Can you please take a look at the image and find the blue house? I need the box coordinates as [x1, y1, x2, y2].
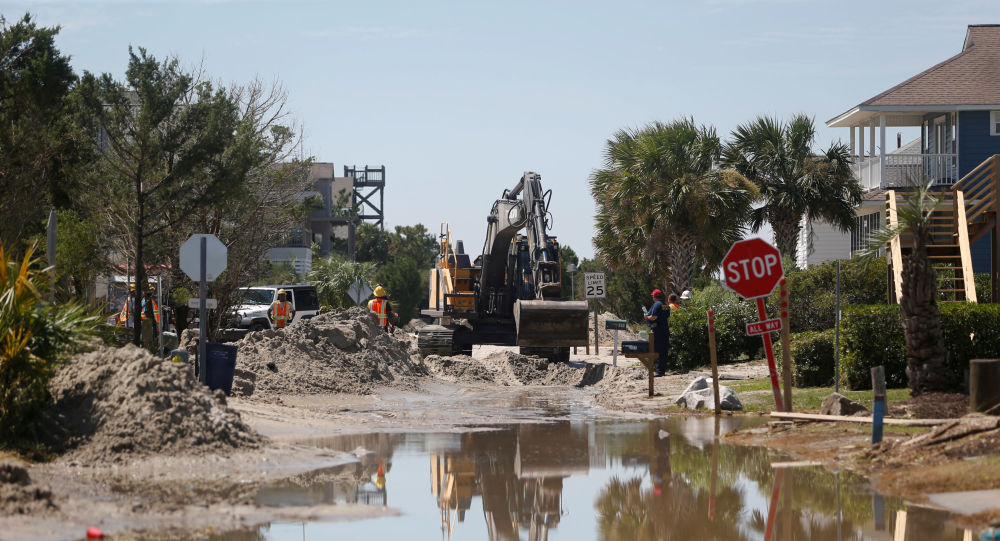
[812, 24, 999, 302]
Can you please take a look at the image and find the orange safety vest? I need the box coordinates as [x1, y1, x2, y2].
[669, 302, 681, 311]
[117, 295, 134, 328]
[271, 300, 292, 328]
[368, 298, 389, 327]
[141, 299, 161, 324]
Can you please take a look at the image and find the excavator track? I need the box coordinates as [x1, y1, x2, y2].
[417, 325, 473, 356]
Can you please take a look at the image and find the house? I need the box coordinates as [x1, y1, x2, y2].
[802, 24, 1000, 302]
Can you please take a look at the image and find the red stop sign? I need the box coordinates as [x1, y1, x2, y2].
[721, 238, 784, 299]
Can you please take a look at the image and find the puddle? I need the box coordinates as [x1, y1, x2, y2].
[218, 417, 973, 540]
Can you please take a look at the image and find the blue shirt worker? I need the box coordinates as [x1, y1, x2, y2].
[644, 289, 670, 377]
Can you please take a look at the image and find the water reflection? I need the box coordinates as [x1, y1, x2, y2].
[224, 417, 975, 541]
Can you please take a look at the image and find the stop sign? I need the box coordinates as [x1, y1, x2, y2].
[721, 238, 784, 299]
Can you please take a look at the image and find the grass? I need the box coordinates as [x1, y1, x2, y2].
[727, 377, 911, 413]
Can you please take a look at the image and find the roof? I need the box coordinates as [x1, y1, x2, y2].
[828, 25, 1000, 127]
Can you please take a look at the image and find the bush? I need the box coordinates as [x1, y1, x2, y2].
[788, 330, 836, 387]
[839, 303, 1000, 391]
[775, 257, 888, 333]
[670, 283, 760, 370]
[1, 244, 99, 447]
[975, 273, 992, 303]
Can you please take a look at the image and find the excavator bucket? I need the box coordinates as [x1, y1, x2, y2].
[514, 300, 589, 347]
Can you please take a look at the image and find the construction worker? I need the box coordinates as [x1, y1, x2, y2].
[668, 293, 682, 310]
[116, 283, 136, 329]
[268, 289, 295, 329]
[367, 285, 397, 332]
[140, 287, 160, 351]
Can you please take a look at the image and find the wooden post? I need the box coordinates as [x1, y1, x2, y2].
[893, 510, 907, 541]
[585, 299, 590, 355]
[708, 309, 721, 415]
[709, 414, 718, 520]
[970, 358, 1000, 413]
[780, 279, 792, 412]
[871, 365, 886, 444]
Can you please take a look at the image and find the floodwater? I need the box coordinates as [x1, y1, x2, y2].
[217, 416, 971, 541]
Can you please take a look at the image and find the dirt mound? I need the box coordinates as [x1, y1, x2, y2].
[590, 312, 640, 345]
[232, 307, 427, 399]
[889, 392, 968, 419]
[49, 345, 262, 462]
[592, 365, 649, 408]
[0, 461, 57, 515]
[424, 351, 586, 386]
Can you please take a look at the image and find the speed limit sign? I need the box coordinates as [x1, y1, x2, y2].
[584, 272, 606, 299]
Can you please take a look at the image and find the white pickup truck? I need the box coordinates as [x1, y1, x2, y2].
[228, 285, 320, 331]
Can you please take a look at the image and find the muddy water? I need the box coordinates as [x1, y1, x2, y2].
[218, 416, 969, 541]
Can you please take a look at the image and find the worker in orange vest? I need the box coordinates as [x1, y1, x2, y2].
[367, 285, 397, 332]
[116, 283, 136, 329]
[268, 289, 295, 329]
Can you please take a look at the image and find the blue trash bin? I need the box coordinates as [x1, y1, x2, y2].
[204, 342, 238, 395]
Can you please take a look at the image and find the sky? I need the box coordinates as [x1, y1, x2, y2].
[6, 0, 999, 259]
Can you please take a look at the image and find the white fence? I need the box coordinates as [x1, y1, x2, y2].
[852, 153, 959, 190]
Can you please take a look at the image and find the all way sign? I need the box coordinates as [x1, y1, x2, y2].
[746, 318, 782, 336]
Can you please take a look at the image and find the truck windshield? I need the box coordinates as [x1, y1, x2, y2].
[239, 289, 274, 306]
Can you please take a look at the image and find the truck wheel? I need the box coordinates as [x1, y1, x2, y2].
[250, 321, 268, 332]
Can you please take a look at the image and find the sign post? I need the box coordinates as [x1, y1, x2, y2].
[605, 318, 626, 367]
[584, 273, 605, 355]
[708, 310, 721, 415]
[180, 234, 227, 384]
[721, 238, 785, 412]
[779, 279, 793, 412]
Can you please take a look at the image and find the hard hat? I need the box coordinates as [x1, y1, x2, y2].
[680, 290, 691, 300]
[277, 288, 287, 295]
[373, 285, 386, 297]
[129, 283, 136, 291]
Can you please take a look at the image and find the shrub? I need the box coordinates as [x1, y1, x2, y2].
[974, 273, 992, 303]
[669, 284, 760, 370]
[788, 330, 836, 387]
[0, 244, 99, 447]
[774, 257, 888, 333]
[839, 303, 1000, 391]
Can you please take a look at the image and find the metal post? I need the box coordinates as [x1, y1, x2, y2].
[835, 260, 841, 393]
[593, 308, 599, 355]
[47, 210, 56, 302]
[199, 237, 207, 384]
[157, 275, 164, 356]
[871, 365, 886, 444]
[612, 329, 618, 367]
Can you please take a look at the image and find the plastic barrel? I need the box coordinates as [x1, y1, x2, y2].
[204, 342, 238, 395]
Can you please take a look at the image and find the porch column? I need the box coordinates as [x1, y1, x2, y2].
[850, 127, 856, 158]
[880, 114, 887, 187]
[859, 125, 866, 186]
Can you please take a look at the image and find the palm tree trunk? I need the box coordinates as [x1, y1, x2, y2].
[668, 230, 698, 295]
[770, 215, 801, 261]
[900, 248, 950, 394]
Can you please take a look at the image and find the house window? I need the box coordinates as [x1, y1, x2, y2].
[851, 212, 882, 254]
[992, 111, 1000, 136]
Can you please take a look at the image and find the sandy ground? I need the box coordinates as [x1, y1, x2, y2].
[3, 331, 997, 539]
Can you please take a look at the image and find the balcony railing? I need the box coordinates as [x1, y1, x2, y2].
[851, 153, 959, 190]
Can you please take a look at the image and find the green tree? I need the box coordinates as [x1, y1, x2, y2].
[722, 114, 863, 260]
[864, 176, 950, 394]
[0, 15, 83, 251]
[377, 257, 425, 324]
[591, 119, 756, 294]
[307, 255, 376, 309]
[78, 48, 241, 345]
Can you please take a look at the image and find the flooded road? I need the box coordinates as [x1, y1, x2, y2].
[216, 416, 969, 540]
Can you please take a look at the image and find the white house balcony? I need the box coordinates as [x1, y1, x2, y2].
[851, 152, 959, 191]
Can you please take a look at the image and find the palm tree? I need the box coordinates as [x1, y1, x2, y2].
[864, 176, 950, 394]
[722, 114, 863, 260]
[591, 119, 757, 294]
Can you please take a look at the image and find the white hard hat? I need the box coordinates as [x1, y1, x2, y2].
[680, 290, 691, 300]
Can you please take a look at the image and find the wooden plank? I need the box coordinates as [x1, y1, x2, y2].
[894, 510, 907, 541]
[769, 411, 953, 426]
[954, 190, 978, 302]
[886, 191, 904, 304]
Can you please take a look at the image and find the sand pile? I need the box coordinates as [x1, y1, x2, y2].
[424, 351, 585, 386]
[49, 345, 262, 462]
[232, 307, 426, 399]
[0, 461, 57, 515]
[592, 365, 649, 408]
[590, 312, 641, 345]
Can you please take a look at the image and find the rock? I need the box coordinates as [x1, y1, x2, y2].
[821, 392, 870, 416]
[675, 378, 743, 411]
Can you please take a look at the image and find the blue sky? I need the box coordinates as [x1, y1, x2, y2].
[7, 0, 998, 258]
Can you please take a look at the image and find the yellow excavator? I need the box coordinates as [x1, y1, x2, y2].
[418, 171, 588, 362]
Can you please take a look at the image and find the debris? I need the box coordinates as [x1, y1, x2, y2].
[820, 392, 870, 417]
[674, 376, 743, 411]
[232, 307, 427, 399]
[0, 461, 57, 515]
[49, 345, 262, 461]
[423, 350, 583, 386]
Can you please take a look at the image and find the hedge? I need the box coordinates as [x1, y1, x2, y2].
[668, 284, 760, 370]
[789, 330, 836, 387]
[840, 303, 1000, 390]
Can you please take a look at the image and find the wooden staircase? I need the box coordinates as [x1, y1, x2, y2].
[886, 154, 1000, 304]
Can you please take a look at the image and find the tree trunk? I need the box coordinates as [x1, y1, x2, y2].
[669, 230, 698, 295]
[132, 183, 145, 347]
[770, 215, 801, 262]
[900, 249, 950, 394]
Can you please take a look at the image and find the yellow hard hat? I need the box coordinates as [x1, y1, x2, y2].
[373, 285, 386, 297]
[129, 283, 136, 291]
[277, 288, 287, 295]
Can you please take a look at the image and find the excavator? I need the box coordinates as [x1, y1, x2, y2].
[417, 171, 588, 362]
